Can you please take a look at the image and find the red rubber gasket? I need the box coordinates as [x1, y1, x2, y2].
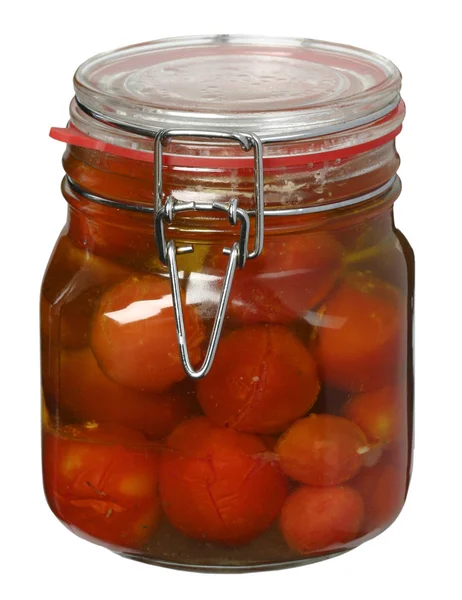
[50, 101, 404, 168]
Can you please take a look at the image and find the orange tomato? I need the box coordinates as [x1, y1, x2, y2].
[315, 273, 406, 392]
[159, 417, 288, 545]
[91, 275, 205, 392]
[197, 325, 319, 434]
[280, 486, 364, 554]
[344, 385, 407, 444]
[276, 414, 368, 486]
[208, 232, 344, 325]
[43, 422, 160, 550]
[45, 347, 197, 439]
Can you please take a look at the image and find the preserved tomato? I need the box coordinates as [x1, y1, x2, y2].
[315, 274, 406, 392]
[197, 325, 320, 434]
[276, 414, 369, 486]
[344, 385, 407, 444]
[159, 417, 288, 545]
[280, 486, 365, 554]
[207, 232, 345, 325]
[91, 275, 205, 392]
[43, 422, 161, 549]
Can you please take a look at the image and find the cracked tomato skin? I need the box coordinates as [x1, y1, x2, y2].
[46, 347, 197, 440]
[208, 232, 344, 325]
[159, 417, 288, 545]
[275, 414, 368, 486]
[43, 422, 160, 550]
[91, 275, 205, 393]
[315, 273, 406, 392]
[197, 325, 320, 434]
[280, 486, 364, 555]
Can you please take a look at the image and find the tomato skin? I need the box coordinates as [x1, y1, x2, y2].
[280, 486, 364, 554]
[207, 232, 344, 325]
[159, 417, 288, 545]
[44, 347, 196, 440]
[91, 275, 205, 393]
[197, 325, 319, 434]
[275, 414, 368, 486]
[315, 274, 406, 392]
[43, 423, 160, 550]
[344, 385, 407, 444]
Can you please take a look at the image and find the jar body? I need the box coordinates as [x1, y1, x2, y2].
[41, 145, 414, 571]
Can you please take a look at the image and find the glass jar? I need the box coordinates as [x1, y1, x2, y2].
[42, 35, 414, 572]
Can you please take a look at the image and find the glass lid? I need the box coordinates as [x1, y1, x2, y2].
[74, 34, 402, 142]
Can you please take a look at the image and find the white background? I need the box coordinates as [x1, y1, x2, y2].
[1, 1, 460, 598]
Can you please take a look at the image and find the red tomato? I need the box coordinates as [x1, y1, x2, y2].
[45, 348, 197, 439]
[315, 273, 406, 392]
[41, 235, 130, 349]
[43, 422, 160, 550]
[352, 460, 407, 533]
[197, 325, 319, 434]
[275, 414, 368, 486]
[344, 385, 407, 444]
[91, 275, 205, 392]
[159, 417, 288, 545]
[207, 232, 344, 325]
[280, 486, 364, 554]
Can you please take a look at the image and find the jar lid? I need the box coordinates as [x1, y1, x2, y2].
[74, 34, 401, 142]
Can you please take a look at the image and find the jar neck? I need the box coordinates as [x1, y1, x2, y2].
[64, 138, 398, 202]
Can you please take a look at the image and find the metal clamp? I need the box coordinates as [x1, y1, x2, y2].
[154, 129, 264, 379]
[154, 129, 264, 259]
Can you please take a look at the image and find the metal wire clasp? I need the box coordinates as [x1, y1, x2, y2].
[154, 129, 265, 379]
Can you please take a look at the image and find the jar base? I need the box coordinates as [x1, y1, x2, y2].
[115, 550, 349, 573]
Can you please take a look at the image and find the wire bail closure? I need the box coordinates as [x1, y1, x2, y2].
[154, 129, 265, 379]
